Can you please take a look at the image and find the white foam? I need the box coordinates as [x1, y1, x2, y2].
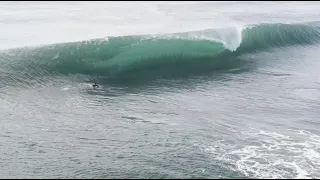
[195, 128, 320, 179]
[143, 25, 244, 52]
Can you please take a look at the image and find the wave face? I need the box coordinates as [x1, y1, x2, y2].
[1, 22, 320, 85]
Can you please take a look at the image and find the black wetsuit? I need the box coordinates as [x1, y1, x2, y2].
[93, 83, 99, 88]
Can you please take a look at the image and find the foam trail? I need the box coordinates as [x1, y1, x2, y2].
[195, 128, 320, 179]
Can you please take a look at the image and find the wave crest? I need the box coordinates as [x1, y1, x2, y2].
[1, 22, 320, 85]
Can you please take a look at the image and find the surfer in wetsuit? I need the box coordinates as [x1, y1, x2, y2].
[93, 82, 99, 89]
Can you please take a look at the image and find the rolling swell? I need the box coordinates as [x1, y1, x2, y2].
[1, 22, 320, 86]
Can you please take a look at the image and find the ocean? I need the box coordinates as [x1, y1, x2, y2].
[1, 1, 320, 179]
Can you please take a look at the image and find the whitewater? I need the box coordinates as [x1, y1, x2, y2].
[1, 1, 320, 179]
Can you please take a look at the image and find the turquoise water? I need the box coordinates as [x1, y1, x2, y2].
[1, 2, 320, 178]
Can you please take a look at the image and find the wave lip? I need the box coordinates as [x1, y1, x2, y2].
[1, 22, 320, 85]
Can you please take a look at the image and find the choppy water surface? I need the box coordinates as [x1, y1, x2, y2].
[1, 1, 320, 179]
